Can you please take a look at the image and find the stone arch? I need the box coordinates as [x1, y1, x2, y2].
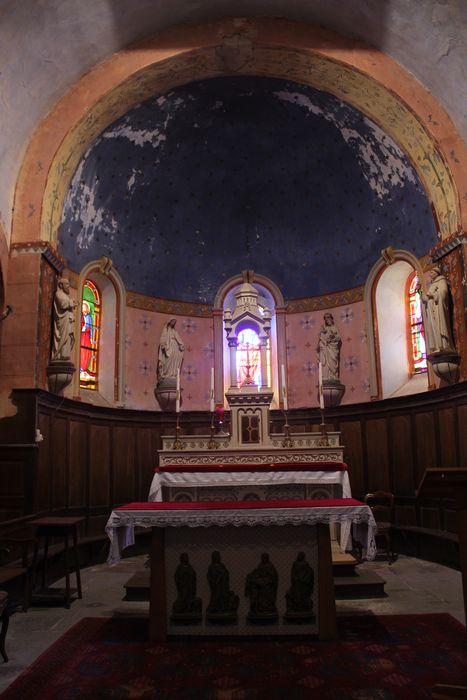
[11, 18, 465, 256]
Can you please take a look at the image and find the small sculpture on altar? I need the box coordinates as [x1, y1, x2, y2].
[51, 276, 77, 362]
[206, 551, 239, 622]
[284, 552, 315, 622]
[171, 552, 202, 623]
[421, 266, 455, 353]
[317, 312, 341, 380]
[157, 318, 185, 382]
[245, 552, 278, 622]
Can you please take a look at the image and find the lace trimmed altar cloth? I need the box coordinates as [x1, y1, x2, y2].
[148, 461, 351, 502]
[105, 498, 376, 565]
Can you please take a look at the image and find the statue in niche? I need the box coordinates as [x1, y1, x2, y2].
[51, 276, 77, 362]
[284, 552, 315, 622]
[157, 318, 185, 383]
[171, 552, 202, 623]
[421, 266, 455, 353]
[206, 551, 239, 622]
[245, 552, 278, 622]
[317, 312, 342, 380]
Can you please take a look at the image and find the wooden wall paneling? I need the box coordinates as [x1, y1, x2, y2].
[112, 425, 136, 505]
[458, 404, 467, 467]
[365, 418, 390, 493]
[0, 452, 26, 519]
[89, 424, 111, 508]
[68, 419, 88, 509]
[35, 410, 52, 513]
[136, 426, 161, 501]
[437, 407, 458, 468]
[339, 421, 364, 497]
[51, 416, 67, 511]
[414, 412, 438, 483]
[390, 415, 415, 496]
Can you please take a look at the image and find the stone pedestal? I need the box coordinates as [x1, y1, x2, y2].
[46, 360, 75, 394]
[427, 351, 460, 385]
[155, 377, 178, 411]
[322, 380, 345, 408]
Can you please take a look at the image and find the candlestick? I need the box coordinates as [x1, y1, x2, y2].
[318, 361, 324, 410]
[175, 368, 180, 413]
[172, 411, 184, 450]
[281, 363, 288, 411]
[210, 366, 215, 413]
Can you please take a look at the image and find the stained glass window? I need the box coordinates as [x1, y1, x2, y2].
[237, 328, 261, 387]
[79, 280, 100, 390]
[407, 273, 427, 374]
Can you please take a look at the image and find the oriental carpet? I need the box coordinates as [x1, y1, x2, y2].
[1, 613, 466, 699]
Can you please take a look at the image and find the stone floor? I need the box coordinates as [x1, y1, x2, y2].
[0, 554, 464, 694]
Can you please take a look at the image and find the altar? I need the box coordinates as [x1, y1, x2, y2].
[106, 498, 377, 641]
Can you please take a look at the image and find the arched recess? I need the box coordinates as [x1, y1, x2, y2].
[365, 249, 435, 399]
[74, 258, 125, 404]
[213, 272, 286, 408]
[11, 18, 465, 253]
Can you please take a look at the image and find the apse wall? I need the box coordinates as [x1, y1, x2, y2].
[57, 75, 441, 410]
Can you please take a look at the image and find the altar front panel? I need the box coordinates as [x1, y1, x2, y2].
[165, 524, 319, 636]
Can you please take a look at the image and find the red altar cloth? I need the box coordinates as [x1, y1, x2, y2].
[155, 462, 347, 473]
[117, 497, 361, 511]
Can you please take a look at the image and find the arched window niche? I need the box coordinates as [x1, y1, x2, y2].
[365, 248, 435, 400]
[73, 258, 126, 405]
[213, 272, 286, 409]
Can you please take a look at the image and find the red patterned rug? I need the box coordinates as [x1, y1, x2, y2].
[2, 614, 466, 699]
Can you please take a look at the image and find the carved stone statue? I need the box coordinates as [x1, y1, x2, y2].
[51, 276, 77, 362]
[422, 266, 455, 353]
[285, 552, 315, 621]
[171, 552, 202, 623]
[206, 551, 239, 622]
[245, 552, 278, 622]
[157, 318, 185, 383]
[317, 312, 342, 380]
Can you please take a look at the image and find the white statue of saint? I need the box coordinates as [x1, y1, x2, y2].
[51, 276, 77, 362]
[422, 266, 455, 353]
[157, 318, 185, 382]
[317, 312, 342, 380]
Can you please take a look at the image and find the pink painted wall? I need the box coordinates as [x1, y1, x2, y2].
[123, 301, 369, 411]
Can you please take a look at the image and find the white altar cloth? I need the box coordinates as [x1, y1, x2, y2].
[148, 464, 351, 502]
[105, 498, 376, 565]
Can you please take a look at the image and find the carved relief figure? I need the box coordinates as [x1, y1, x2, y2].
[171, 553, 202, 621]
[51, 277, 77, 362]
[206, 551, 239, 621]
[245, 552, 278, 621]
[285, 552, 314, 616]
[317, 312, 342, 380]
[157, 318, 185, 382]
[422, 266, 455, 353]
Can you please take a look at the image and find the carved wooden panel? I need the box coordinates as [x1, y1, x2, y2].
[68, 420, 87, 508]
[137, 427, 160, 500]
[89, 424, 111, 507]
[458, 405, 467, 467]
[365, 418, 390, 492]
[113, 426, 136, 505]
[438, 407, 457, 468]
[414, 412, 437, 482]
[390, 415, 415, 496]
[339, 421, 364, 497]
[51, 417, 67, 510]
[36, 412, 51, 512]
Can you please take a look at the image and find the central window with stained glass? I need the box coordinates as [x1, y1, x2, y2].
[237, 328, 261, 387]
[80, 280, 101, 390]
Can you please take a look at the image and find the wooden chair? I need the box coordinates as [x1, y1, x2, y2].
[0, 591, 9, 662]
[364, 491, 397, 563]
[0, 536, 39, 612]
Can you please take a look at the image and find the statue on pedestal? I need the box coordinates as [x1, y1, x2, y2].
[170, 553, 202, 623]
[206, 551, 239, 623]
[422, 266, 455, 353]
[47, 276, 77, 393]
[317, 312, 341, 380]
[284, 552, 315, 622]
[245, 552, 278, 622]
